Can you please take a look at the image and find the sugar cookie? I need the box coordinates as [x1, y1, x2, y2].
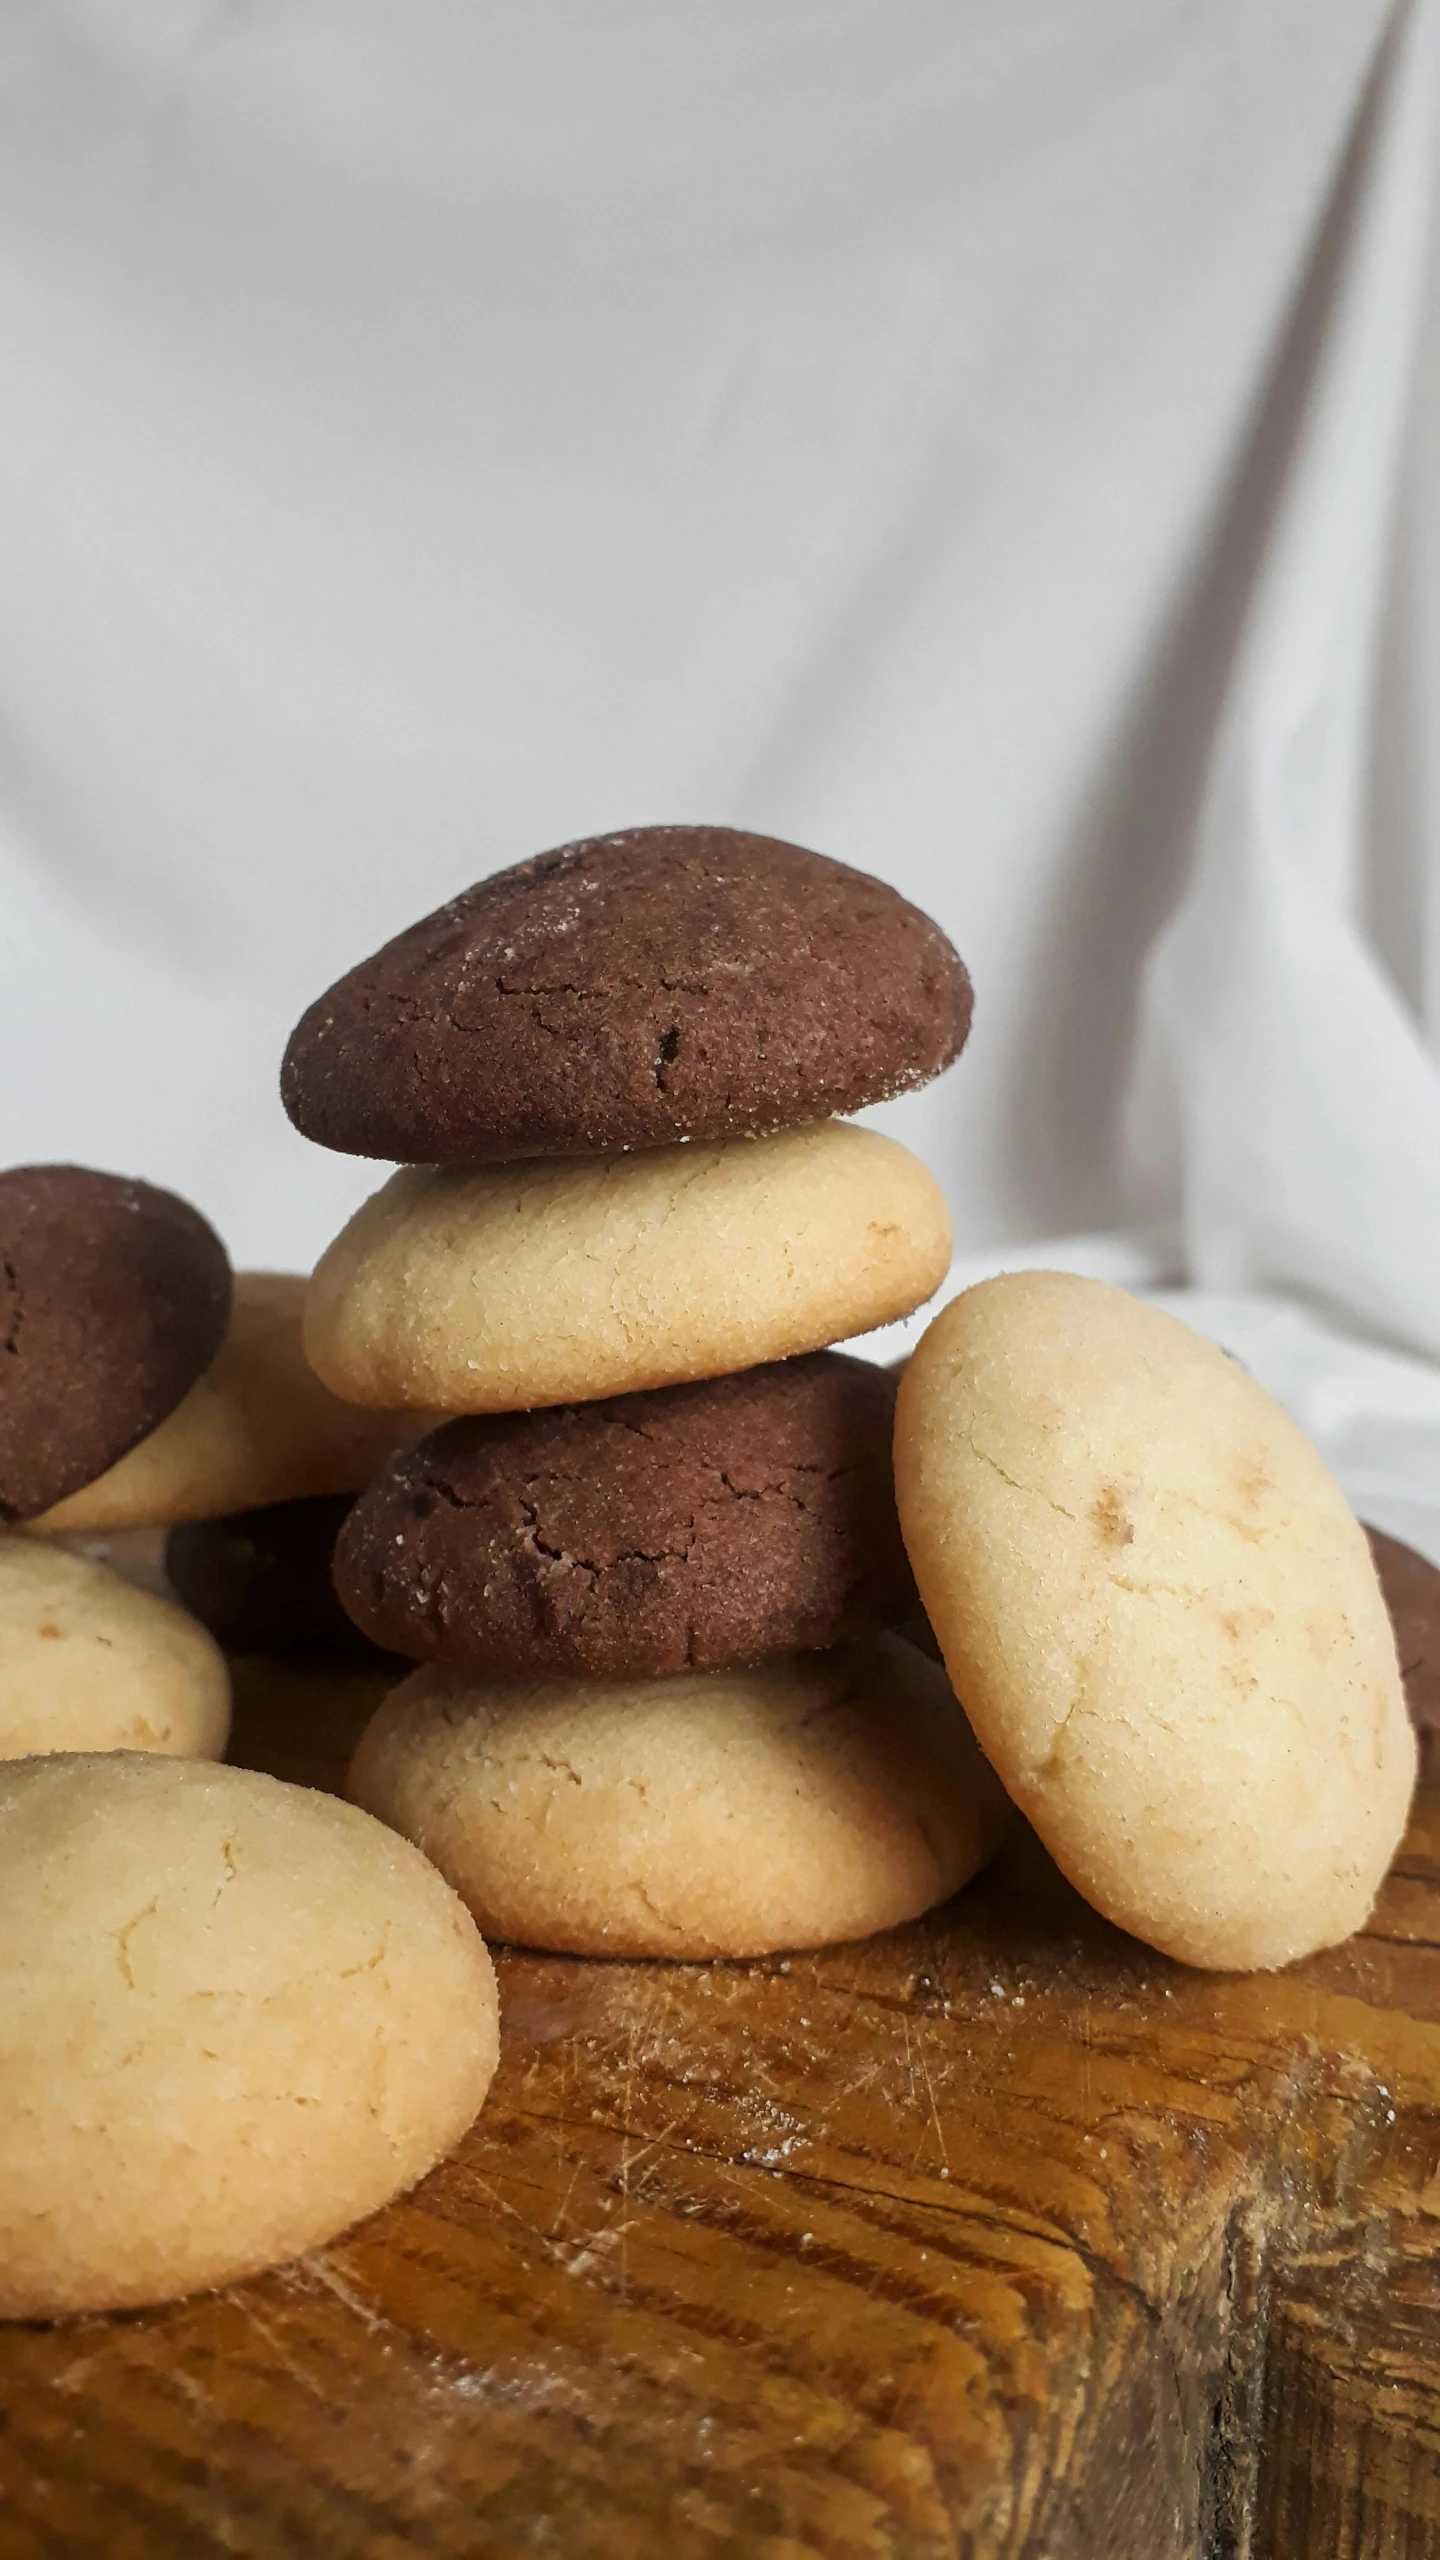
[0, 1753, 498, 2316]
[0, 1538, 230, 1761]
[31, 1273, 428, 1534]
[336, 1353, 916, 1679]
[0, 1164, 231, 1524]
[306, 1124, 950, 1413]
[282, 825, 971, 1163]
[347, 1634, 1009, 1958]
[894, 1273, 1415, 1972]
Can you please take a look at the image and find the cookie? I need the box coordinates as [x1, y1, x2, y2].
[0, 1539, 230, 1761]
[1367, 1526, 1440, 1775]
[0, 1753, 499, 2317]
[305, 1123, 950, 1414]
[347, 1634, 1010, 1959]
[168, 1496, 392, 1664]
[281, 825, 972, 1164]
[0, 1164, 232, 1524]
[30, 1273, 430, 1535]
[894, 1274, 1415, 1972]
[335, 1354, 916, 1680]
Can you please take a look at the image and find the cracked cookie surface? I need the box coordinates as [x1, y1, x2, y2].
[335, 1354, 916, 1679]
[280, 824, 972, 1163]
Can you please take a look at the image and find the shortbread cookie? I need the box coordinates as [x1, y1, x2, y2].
[306, 1124, 950, 1414]
[0, 1753, 498, 2317]
[282, 825, 972, 1163]
[0, 1537, 230, 1761]
[31, 1273, 428, 1534]
[336, 1354, 916, 1679]
[347, 1634, 1009, 1958]
[0, 1164, 231, 1524]
[1368, 1526, 1440, 1775]
[168, 1496, 391, 1663]
[894, 1274, 1416, 1973]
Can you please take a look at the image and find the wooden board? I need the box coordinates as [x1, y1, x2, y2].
[2, 1655, 1439, 2558]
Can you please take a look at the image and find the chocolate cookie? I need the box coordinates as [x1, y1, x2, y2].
[334, 1353, 918, 1680]
[166, 1496, 391, 1664]
[0, 1166, 232, 1525]
[281, 825, 972, 1162]
[1367, 1525, 1440, 1774]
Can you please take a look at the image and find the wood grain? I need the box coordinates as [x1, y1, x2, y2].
[1, 1656, 1438, 2557]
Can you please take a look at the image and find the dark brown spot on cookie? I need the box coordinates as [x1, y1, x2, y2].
[0, 1166, 232, 1525]
[1091, 1484, 1134, 1548]
[335, 1353, 918, 1681]
[281, 825, 972, 1163]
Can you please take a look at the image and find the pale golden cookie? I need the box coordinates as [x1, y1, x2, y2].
[305, 1123, 950, 1413]
[30, 1273, 426, 1534]
[0, 1539, 230, 1761]
[347, 1634, 1009, 1958]
[0, 1753, 499, 2317]
[894, 1273, 1416, 1972]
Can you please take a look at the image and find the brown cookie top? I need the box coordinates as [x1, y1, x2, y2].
[334, 1353, 918, 1679]
[280, 825, 972, 1162]
[1368, 1524, 1440, 1770]
[0, 1166, 232, 1524]
[166, 1496, 393, 1664]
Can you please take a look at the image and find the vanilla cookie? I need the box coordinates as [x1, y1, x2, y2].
[347, 1634, 1009, 1958]
[894, 1273, 1416, 1972]
[0, 1753, 499, 2316]
[0, 1539, 230, 1761]
[306, 1123, 950, 1413]
[31, 1273, 428, 1534]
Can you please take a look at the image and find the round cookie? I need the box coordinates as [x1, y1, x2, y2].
[1367, 1526, 1440, 1776]
[894, 1273, 1416, 1974]
[281, 825, 972, 1164]
[305, 1123, 951, 1414]
[0, 1753, 499, 2317]
[347, 1634, 1010, 1958]
[0, 1164, 232, 1524]
[30, 1273, 430, 1535]
[168, 1496, 392, 1664]
[0, 1539, 231, 1760]
[335, 1354, 917, 1680]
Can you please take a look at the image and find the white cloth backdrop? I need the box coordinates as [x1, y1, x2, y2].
[2, 2, 1439, 1544]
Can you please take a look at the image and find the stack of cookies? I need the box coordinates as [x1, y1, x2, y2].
[283, 824, 1011, 1956]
